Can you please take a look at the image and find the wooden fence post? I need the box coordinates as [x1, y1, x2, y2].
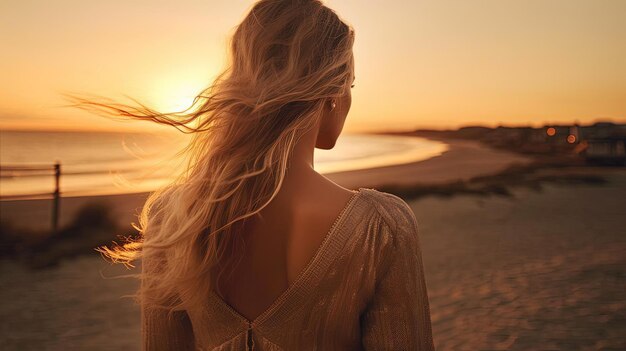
[52, 161, 61, 234]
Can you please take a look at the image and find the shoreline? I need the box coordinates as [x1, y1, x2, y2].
[1, 136, 534, 232]
[325, 135, 534, 189]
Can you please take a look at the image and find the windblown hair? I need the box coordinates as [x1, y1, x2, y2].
[64, 0, 355, 314]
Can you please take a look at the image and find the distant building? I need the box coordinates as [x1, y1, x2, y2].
[582, 136, 626, 166]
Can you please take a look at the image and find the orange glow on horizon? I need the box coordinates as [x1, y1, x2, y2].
[1, 1, 625, 132]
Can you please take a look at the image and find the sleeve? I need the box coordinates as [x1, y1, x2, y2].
[360, 194, 435, 351]
[141, 257, 196, 351]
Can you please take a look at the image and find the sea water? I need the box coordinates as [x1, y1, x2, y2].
[0, 129, 448, 199]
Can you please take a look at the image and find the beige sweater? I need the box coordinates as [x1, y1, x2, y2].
[141, 187, 434, 350]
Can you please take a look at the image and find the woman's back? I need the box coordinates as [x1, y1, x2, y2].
[213, 185, 360, 323]
[142, 187, 434, 350]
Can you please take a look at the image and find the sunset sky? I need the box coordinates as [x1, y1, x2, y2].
[1, 0, 624, 133]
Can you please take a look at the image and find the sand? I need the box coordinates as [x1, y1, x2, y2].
[327, 135, 533, 188]
[1, 168, 624, 350]
[411, 170, 626, 350]
[0, 136, 534, 232]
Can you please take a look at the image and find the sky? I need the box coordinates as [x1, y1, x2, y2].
[1, 0, 625, 133]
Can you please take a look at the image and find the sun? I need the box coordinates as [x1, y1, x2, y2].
[147, 70, 210, 113]
[154, 85, 199, 113]
[165, 93, 197, 113]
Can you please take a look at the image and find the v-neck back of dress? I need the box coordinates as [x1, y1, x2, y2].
[209, 187, 365, 327]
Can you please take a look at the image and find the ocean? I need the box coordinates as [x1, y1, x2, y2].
[0, 130, 448, 200]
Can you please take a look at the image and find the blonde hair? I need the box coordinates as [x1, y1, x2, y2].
[64, 0, 355, 313]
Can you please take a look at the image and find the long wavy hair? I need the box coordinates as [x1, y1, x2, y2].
[63, 0, 355, 314]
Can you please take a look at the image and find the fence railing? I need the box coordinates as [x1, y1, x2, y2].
[0, 161, 62, 234]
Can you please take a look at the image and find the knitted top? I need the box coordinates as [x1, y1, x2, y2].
[141, 187, 434, 350]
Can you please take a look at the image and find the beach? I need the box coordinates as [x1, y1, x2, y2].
[415, 170, 626, 350]
[1, 136, 625, 350]
[4, 0, 624, 348]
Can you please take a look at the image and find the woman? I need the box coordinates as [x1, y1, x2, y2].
[71, 0, 434, 349]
